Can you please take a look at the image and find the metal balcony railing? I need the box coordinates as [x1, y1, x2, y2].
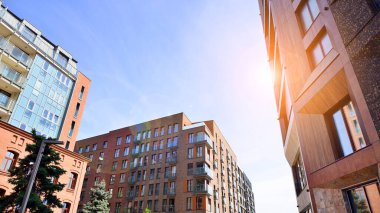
[194, 184, 213, 196]
[164, 171, 176, 179]
[0, 94, 15, 112]
[165, 156, 177, 164]
[188, 167, 213, 179]
[164, 187, 176, 196]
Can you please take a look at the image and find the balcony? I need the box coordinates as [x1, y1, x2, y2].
[0, 63, 25, 89]
[133, 137, 142, 145]
[188, 167, 213, 180]
[130, 162, 139, 170]
[126, 191, 136, 200]
[164, 187, 176, 196]
[131, 149, 139, 158]
[0, 94, 15, 114]
[164, 171, 176, 180]
[166, 156, 177, 164]
[194, 184, 213, 196]
[162, 205, 175, 213]
[128, 176, 136, 184]
[0, 36, 32, 68]
[189, 132, 213, 148]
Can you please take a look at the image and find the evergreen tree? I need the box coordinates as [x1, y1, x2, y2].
[0, 130, 66, 213]
[82, 180, 111, 213]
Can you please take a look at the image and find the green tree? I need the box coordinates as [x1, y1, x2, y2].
[0, 130, 66, 213]
[144, 208, 152, 213]
[82, 180, 111, 213]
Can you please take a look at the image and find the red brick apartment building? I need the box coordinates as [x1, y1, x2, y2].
[0, 2, 91, 212]
[75, 113, 255, 213]
[258, 0, 380, 212]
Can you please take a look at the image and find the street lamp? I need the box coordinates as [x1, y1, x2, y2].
[19, 140, 64, 213]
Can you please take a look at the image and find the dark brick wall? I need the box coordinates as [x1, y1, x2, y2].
[330, 0, 380, 137]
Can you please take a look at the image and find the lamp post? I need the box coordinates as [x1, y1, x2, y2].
[19, 140, 64, 213]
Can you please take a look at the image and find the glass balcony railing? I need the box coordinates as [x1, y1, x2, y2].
[162, 205, 175, 213]
[128, 176, 136, 184]
[194, 184, 213, 195]
[130, 162, 139, 170]
[0, 36, 32, 67]
[0, 7, 79, 77]
[165, 156, 177, 164]
[0, 62, 25, 87]
[0, 93, 15, 112]
[126, 191, 136, 200]
[164, 171, 176, 179]
[188, 166, 213, 179]
[189, 132, 213, 147]
[164, 187, 176, 196]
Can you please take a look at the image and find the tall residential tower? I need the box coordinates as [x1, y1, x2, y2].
[75, 113, 255, 213]
[0, 2, 91, 212]
[258, 0, 380, 212]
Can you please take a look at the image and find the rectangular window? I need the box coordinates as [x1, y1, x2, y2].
[110, 174, 116, 184]
[115, 202, 121, 213]
[188, 148, 194, 159]
[161, 127, 165, 136]
[85, 145, 90, 152]
[186, 197, 192, 210]
[330, 101, 367, 157]
[174, 123, 179, 133]
[147, 130, 151, 138]
[187, 180, 193, 192]
[120, 173, 126, 183]
[346, 182, 380, 213]
[196, 146, 203, 157]
[168, 125, 172, 134]
[122, 160, 128, 169]
[126, 135, 132, 144]
[116, 137, 122, 145]
[74, 103, 80, 118]
[298, 0, 320, 32]
[188, 133, 194, 144]
[112, 161, 118, 171]
[114, 149, 120, 158]
[124, 147, 129, 156]
[117, 187, 123, 198]
[155, 183, 160, 195]
[78, 147, 83, 154]
[92, 144, 97, 151]
[56, 53, 68, 68]
[196, 196, 203, 210]
[103, 141, 108, 148]
[79, 86, 85, 100]
[21, 26, 37, 42]
[68, 121, 75, 137]
[309, 31, 332, 67]
[154, 128, 159, 137]
[293, 155, 307, 195]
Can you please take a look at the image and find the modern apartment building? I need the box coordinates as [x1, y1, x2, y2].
[258, 0, 380, 212]
[75, 113, 255, 213]
[0, 2, 91, 212]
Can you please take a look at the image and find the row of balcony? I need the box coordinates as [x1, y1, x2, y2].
[189, 132, 213, 148]
[126, 188, 176, 200]
[0, 7, 78, 77]
[0, 35, 32, 67]
[0, 61, 25, 88]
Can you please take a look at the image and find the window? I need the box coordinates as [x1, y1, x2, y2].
[188, 148, 194, 159]
[92, 144, 97, 151]
[159, 140, 164, 150]
[123, 147, 129, 156]
[146, 142, 150, 152]
[147, 130, 151, 138]
[115, 202, 121, 213]
[89, 154, 93, 161]
[153, 141, 158, 151]
[112, 161, 118, 171]
[79, 86, 85, 100]
[168, 125, 172, 134]
[330, 101, 366, 157]
[117, 187, 123, 198]
[188, 133, 194, 143]
[122, 160, 128, 169]
[21, 26, 37, 42]
[161, 127, 165, 136]
[196, 147, 203, 157]
[126, 135, 132, 144]
[65, 141, 70, 150]
[68, 173, 78, 189]
[116, 137, 122, 146]
[136, 132, 141, 141]
[99, 152, 104, 160]
[187, 180, 193, 192]
[309, 31, 332, 67]
[120, 173, 126, 183]
[74, 103, 80, 118]
[114, 149, 120, 158]
[346, 182, 380, 213]
[196, 196, 203, 210]
[141, 185, 146, 196]
[149, 184, 154, 196]
[103, 141, 108, 148]
[78, 147, 83, 154]
[154, 200, 158, 211]
[1, 151, 18, 172]
[155, 183, 160, 195]
[57, 53, 68, 68]
[174, 123, 179, 133]
[61, 202, 71, 213]
[96, 164, 102, 173]
[68, 121, 75, 137]
[154, 128, 159, 137]
[186, 197, 192, 210]
[173, 137, 178, 147]
[110, 174, 116, 184]
[27, 100, 35, 111]
[298, 0, 320, 32]
[293, 155, 307, 195]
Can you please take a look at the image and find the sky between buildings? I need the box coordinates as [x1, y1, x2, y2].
[7, 0, 298, 212]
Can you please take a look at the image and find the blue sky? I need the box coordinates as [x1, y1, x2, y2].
[7, 0, 298, 212]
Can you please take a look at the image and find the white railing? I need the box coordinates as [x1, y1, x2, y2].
[0, 62, 25, 87]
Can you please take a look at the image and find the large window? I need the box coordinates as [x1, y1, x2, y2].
[298, 0, 320, 32]
[346, 182, 380, 213]
[293, 155, 307, 195]
[67, 172, 78, 189]
[186, 197, 193, 210]
[309, 31, 332, 67]
[330, 101, 367, 158]
[1, 151, 18, 172]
